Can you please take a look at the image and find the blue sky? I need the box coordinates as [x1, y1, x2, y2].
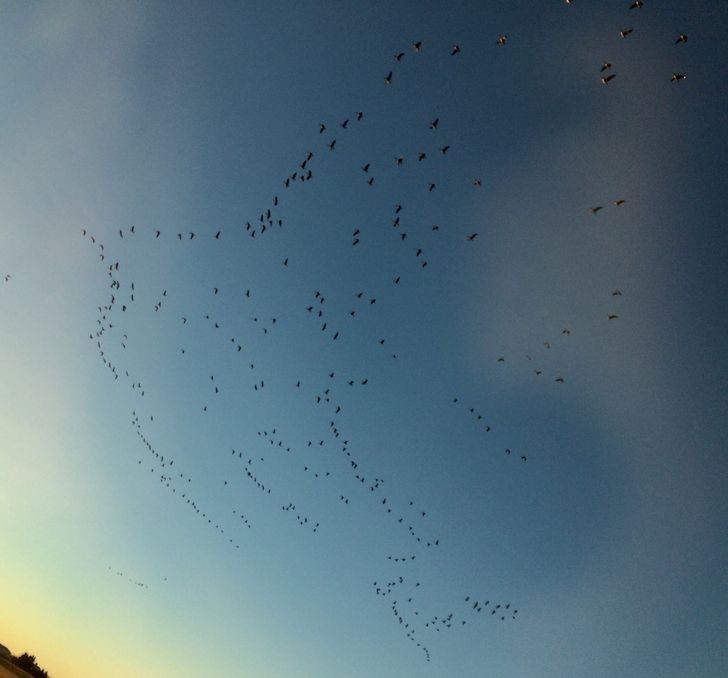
[0, 2, 726, 677]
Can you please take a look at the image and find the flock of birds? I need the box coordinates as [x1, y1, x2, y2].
[50, 1, 692, 666]
[106, 565, 166, 591]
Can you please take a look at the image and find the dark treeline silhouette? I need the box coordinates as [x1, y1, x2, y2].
[9, 652, 49, 678]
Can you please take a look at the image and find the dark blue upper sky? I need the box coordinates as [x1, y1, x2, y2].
[0, 2, 726, 677]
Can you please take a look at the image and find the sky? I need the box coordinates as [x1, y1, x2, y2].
[0, 1, 726, 677]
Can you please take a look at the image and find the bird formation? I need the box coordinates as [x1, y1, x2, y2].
[75, 2, 692, 665]
[106, 565, 166, 590]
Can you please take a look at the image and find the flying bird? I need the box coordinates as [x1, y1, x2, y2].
[671, 72, 686, 82]
[496, 34, 507, 45]
[451, 44, 461, 56]
[620, 28, 633, 38]
[675, 34, 688, 44]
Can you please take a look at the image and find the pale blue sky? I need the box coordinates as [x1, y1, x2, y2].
[0, 2, 726, 677]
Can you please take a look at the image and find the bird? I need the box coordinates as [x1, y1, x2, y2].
[608, 313, 619, 320]
[601, 62, 612, 72]
[430, 117, 439, 129]
[613, 199, 626, 206]
[361, 163, 370, 173]
[283, 258, 289, 266]
[440, 145, 450, 154]
[384, 71, 393, 85]
[394, 52, 404, 62]
[428, 183, 436, 192]
[466, 233, 478, 241]
[496, 34, 507, 45]
[612, 288, 622, 296]
[341, 119, 349, 129]
[328, 139, 337, 150]
[629, 0, 643, 8]
[591, 206, 603, 213]
[451, 44, 461, 56]
[412, 41, 422, 51]
[601, 74, 616, 84]
[473, 178, 482, 187]
[356, 111, 364, 120]
[671, 73, 687, 82]
[675, 34, 688, 44]
[620, 28, 633, 38]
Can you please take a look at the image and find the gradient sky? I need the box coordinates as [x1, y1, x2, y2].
[1, 2, 726, 677]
